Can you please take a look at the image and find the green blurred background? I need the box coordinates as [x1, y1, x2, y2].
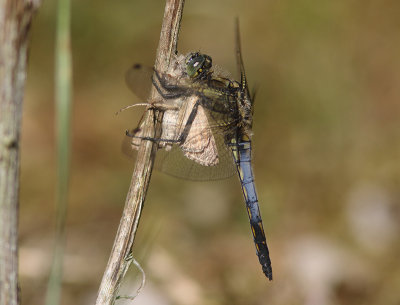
[20, 0, 400, 304]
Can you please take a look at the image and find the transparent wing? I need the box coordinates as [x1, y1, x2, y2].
[123, 61, 239, 180]
[125, 63, 153, 101]
[123, 125, 237, 181]
[157, 98, 237, 180]
[180, 103, 219, 166]
[155, 132, 236, 181]
[235, 18, 247, 93]
[123, 98, 238, 180]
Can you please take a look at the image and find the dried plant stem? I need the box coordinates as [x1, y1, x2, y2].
[95, 0, 185, 304]
[0, 1, 40, 305]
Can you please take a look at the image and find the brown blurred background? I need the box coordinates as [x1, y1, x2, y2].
[20, 0, 400, 304]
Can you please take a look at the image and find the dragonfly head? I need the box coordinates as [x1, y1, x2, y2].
[185, 52, 212, 80]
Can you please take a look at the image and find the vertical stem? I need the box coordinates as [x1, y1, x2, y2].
[95, 0, 185, 304]
[0, 1, 40, 305]
[45, 0, 72, 303]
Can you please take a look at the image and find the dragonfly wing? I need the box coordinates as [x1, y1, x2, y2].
[181, 103, 219, 166]
[125, 63, 153, 100]
[123, 115, 236, 181]
[156, 95, 236, 180]
[123, 62, 238, 180]
[235, 19, 247, 92]
[125, 54, 187, 101]
[126, 107, 181, 152]
[158, 108, 181, 151]
[155, 133, 235, 181]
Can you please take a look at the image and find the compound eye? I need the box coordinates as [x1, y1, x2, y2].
[185, 52, 212, 79]
[186, 52, 199, 62]
[186, 53, 205, 78]
[192, 59, 202, 69]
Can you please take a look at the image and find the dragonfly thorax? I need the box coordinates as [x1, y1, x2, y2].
[237, 90, 254, 138]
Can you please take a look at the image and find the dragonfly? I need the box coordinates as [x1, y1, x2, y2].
[124, 20, 273, 280]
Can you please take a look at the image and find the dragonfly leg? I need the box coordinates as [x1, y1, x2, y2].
[152, 70, 190, 99]
[152, 77, 187, 99]
[126, 129, 180, 145]
[153, 69, 186, 91]
[152, 85, 186, 100]
[175, 100, 200, 144]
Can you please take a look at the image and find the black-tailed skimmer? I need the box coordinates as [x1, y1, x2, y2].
[124, 21, 273, 280]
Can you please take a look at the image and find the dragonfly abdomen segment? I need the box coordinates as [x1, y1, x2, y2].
[231, 140, 273, 281]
